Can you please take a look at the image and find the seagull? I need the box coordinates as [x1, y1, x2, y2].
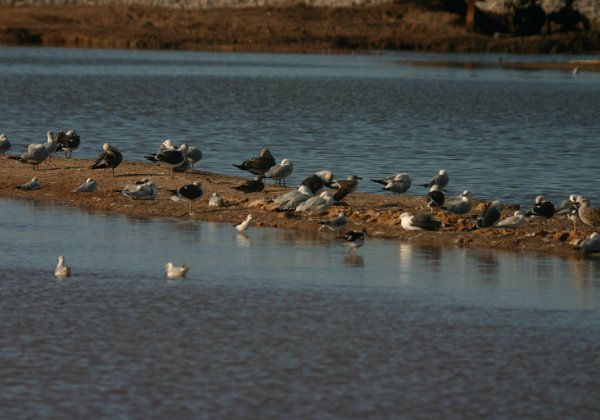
[399, 212, 443, 231]
[121, 180, 157, 200]
[331, 175, 361, 202]
[273, 185, 313, 211]
[295, 190, 334, 213]
[475, 200, 503, 229]
[263, 158, 293, 186]
[44, 131, 58, 161]
[422, 169, 448, 189]
[300, 170, 334, 194]
[0, 133, 11, 154]
[555, 194, 580, 230]
[54, 255, 71, 278]
[426, 185, 445, 212]
[319, 212, 347, 232]
[169, 181, 203, 215]
[165, 262, 189, 279]
[526, 195, 555, 226]
[185, 146, 203, 168]
[495, 210, 526, 229]
[90, 143, 123, 177]
[146, 143, 189, 178]
[208, 192, 225, 207]
[576, 232, 600, 253]
[443, 190, 472, 215]
[232, 148, 276, 176]
[55, 129, 80, 158]
[575, 196, 600, 228]
[233, 176, 265, 193]
[371, 173, 411, 194]
[72, 178, 97, 193]
[16, 177, 41, 191]
[11, 141, 50, 170]
[235, 214, 253, 233]
[343, 230, 365, 255]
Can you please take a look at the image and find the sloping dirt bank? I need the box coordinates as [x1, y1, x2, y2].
[1, 4, 599, 56]
[0, 154, 594, 259]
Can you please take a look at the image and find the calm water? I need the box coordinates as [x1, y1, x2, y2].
[1, 47, 600, 204]
[2, 47, 600, 417]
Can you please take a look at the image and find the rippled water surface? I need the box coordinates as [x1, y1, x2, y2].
[2, 47, 600, 418]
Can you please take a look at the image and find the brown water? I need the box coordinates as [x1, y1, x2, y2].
[1, 199, 600, 418]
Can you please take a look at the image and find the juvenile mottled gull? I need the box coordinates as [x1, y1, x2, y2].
[54, 255, 71, 279]
[576, 196, 600, 228]
[443, 190, 472, 215]
[72, 178, 97, 193]
[16, 177, 41, 191]
[422, 169, 448, 189]
[165, 262, 189, 279]
[232, 148, 276, 176]
[90, 143, 123, 177]
[263, 158, 293, 186]
[331, 175, 361, 202]
[0, 133, 11, 154]
[400, 212, 443, 231]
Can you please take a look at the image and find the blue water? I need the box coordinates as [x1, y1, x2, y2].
[2, 47, 600, 418]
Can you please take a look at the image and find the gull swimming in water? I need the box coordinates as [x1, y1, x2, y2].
[55, 129, 80, 158]
[300, 170, 334, 194]
[400, 212, 443, 231]
[169, 181, 203, 215]
[90, 143, 123, 177]
[72, 178, 97, 193]
[371, 172, 411, 194]
[208, 192, 225, 207]
[235, 214, 253, 233]
[331, 175, 361, 202]
[575, 196, 600, 228]
[146, 143, 189, 178]
[422, 169, 449, 189]
[16, 177, 41, 191]
[121, 180, 157, 200]
[233, 176, 265, 193]
[273, 185, 313, 211]
[232, 148, 276, 176]
[54, 255, 71, 278]
[319, 212, 348, 232]
[343, 230, 365, 255]
[295, 190, 334, 214]
[443, 190, 472, 215]
[0, 133, 11, 154]
[263, 158, 293, 186]
[475, 200, 503, 229]
[576, 232, 600, 253]
[495, 210, 526, 229]
[165, 262, 189, 279]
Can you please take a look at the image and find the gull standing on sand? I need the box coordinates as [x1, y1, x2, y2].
[475, 200, 503, 229]
[169, 181, 203, 215]
[165, 262, 189, 279]
[371, 172, 411, 194]
[575, 196, 600, 228]
[400, 212, 443, 231]
[331, 175, 361, 202]
[576, 232, 600, 253]
[232, 148, 276, 176]
[426, 185, 445, 211]
[54, 255, 71, 278]
[495, 210, 526, 229]
[208, 192, 225, 207]
[146, 143, 189, 178]
[343, 230, 365, 255]
[422, 169, 449, 189]
[120, 180, 157, 200]
[273, 185, 313, 211]
[11, 141, 50, 170]
[295, 190, 334, 214]
[0, 133, 11, 154]
[55, 129, 81, 158]
[72, 178, 97, 193]
[526, 195, 555, 224]
[235, 214, 253, 233]
[185, 146, 203, 168]
[233, 176, 265, 193]
[300, 170, 334, 194]
[319, 212, 348, 232]
[263, 158, 293, 186]
[16, 177, 41, 191]
[90, 143, 123, 177]
[443, 190, 472, 215]
[44, 131, 58, 162]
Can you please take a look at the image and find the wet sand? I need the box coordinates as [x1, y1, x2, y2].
[0, 154, 593, 259]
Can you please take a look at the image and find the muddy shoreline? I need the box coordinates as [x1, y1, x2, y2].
[0, 155, 594, 259]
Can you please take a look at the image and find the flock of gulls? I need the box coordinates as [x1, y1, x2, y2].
[2, 130, 600, 280]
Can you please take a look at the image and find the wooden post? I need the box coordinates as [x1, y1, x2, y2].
[466, 0, 475, 29]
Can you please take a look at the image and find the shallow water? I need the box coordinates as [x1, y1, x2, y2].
[1, 47, 599, 205]
[1, 199, 600, 418]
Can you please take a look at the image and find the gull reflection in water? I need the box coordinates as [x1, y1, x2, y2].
[344, 254, 364, 267]
[568, 257, 600, 289]
[236, 233, 250, 248]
